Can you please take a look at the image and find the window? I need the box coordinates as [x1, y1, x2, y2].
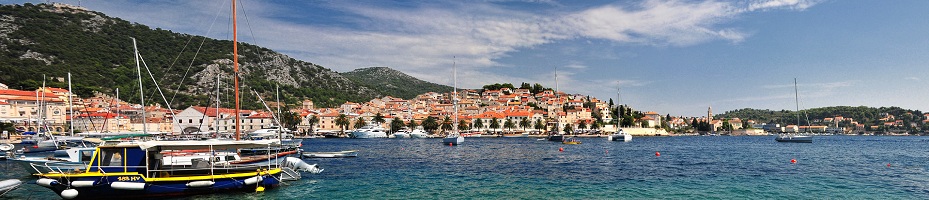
[189, 119, 193, 123]
[199, 119, 203, 124]
[178, 119, 182, 123]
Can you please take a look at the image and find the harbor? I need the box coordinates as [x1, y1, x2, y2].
[3, 136, 929, 199]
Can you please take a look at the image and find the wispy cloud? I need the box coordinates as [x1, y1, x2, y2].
[905, 77, 920, 81]
[52, 0, 820, 92]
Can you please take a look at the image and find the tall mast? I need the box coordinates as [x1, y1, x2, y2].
[67, 72, 74, 136]
[452, 57, 458, 134]
[233, 0, 241, 140]
[115, 88, 119, 132]
[794, 78, 800, 129]
[133, 38, 146, 134]
[276, 84, 283, 144]
[215, 75, 221, 136]
[41, 75, 46, 132]
[616, 88, 621, 129]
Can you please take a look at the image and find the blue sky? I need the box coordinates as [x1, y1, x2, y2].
[10, 0, 929, 116]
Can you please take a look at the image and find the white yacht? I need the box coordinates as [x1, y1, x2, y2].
[609, 128, 632, 142]
[350, 125, 388, 139]
[246, 125, 303, 146]
[392, 131, 411, 138]
[409, 129, 429, 138]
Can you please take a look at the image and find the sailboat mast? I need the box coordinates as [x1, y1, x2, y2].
[233, 0, 241, 140]
[452, 58, 458, 134]
[794, 78, 800, 128]
[67, 72, 73, 136]
[133, 37, 146, 134]
[115, 88, 120, 132]
[215, 75, 221, 136]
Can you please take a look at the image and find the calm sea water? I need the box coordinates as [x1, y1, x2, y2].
[3, 136, 929, 199]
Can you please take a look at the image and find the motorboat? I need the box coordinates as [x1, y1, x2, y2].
[349, 125, 388, 139]
[775, 134, 813, 143]
[442, 132, 464, 145]
[503, 133, 529, 138]
[392, 131, 410, 139]
[562, 137, 582, 145]
[9, 147, 96, 170]
[0, 179, 22, 197]
[608, 129, 632, 142]
[302, 150, 358, 158]
[6, 132, 62, 153]
[546, 133, 565, 142]
[409, 129, 428, 139]
[30, 140, 322, 199]
[246, 125, 303, 147]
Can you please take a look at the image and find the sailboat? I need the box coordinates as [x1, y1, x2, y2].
[30, 2, 320, 199]
[609, 88, 631, 142]
[776, 78, 813, 143]
[442, 59, 464, 145]
[546, 67, 565, 142]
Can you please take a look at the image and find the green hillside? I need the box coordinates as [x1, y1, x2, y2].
[341, 67, 453, 99]
[0, 3, 449, 109]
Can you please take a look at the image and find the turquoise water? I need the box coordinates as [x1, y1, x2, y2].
[3, 136, 929, 199]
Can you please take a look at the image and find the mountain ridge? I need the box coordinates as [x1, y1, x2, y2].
[0, 3, 450, 109]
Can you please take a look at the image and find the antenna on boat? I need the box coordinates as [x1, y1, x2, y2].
[233, 0, 241, 140]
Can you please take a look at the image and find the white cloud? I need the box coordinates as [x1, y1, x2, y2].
[52, 0, 820, 105]
[905, 77, 920, 81]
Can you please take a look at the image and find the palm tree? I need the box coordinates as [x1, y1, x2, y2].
[407, 119, 418, 130]
[390, 118, 405, 133]
[441, 116, 453, 132]
[422, 117, 439, 134]
[306, 115, 319, 136]
[534, 118, 544, 133]
[578, 120, 587, 133]
[354, 118, 367, 129]
[335, 114, 351, 137]
[503, 119, 515, 134]
[473, 119, 484, 133]
[458, 119, 469, 131]
[563, 124, 574, 135]
[373, 113, 386, 125]
[489, 117, 501, 134]
[519, 118, 530, 132]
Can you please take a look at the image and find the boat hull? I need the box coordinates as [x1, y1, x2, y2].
[608, 134, 632, 142]
[546, 135, 565, 142]
[302, 150, 358, 158]
[442, 136, 464, 145]
[38, 173, 279, 199]
[775, 135, 813, 143]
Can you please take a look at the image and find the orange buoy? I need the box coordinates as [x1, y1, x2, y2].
[449, 142, 453, 146]
[790, 159, 797, 164]
[559, 147, 564, 152]
[887, 163, 891, 167]
[655, 152, 660, 157]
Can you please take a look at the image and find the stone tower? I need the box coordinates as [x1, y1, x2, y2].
[707, 106, 713, 122]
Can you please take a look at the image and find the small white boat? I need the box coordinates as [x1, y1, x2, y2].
[0, 179, 22, 196]
[392, 131, 411, 139]
[608, 128, 632, 142]
[302, 150, 358, 158]
[442, 133, 464, 145]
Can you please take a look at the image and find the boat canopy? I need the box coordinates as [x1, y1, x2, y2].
[135, 140, 279, 151]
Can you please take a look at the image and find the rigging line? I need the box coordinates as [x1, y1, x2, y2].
[161, 0, 228, 76]
[138, 53, 179, 131]
[240, 0, 268, 67]
[161, 0, 228, 107]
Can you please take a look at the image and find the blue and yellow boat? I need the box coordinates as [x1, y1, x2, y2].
[31, 140, 291, 199]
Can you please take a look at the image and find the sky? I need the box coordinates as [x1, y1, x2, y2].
[8, 0, 929, 116]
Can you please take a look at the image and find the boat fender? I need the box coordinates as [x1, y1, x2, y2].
[37, 178, 59, 187]
[70, 180, 96, 187]
[110, 182, 146, 190]
[244, 176, 263, 185]
[0, 143, 13, 151]
[60, 189, 79, 199]
[186, 181, 215, 187]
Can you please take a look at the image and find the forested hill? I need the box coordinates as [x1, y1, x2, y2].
[341, 67, 454, 99]
[0, 3, 449, 109]
[717, 106, 925, 128]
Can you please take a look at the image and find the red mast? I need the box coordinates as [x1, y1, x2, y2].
[233, 0, 240, 140]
